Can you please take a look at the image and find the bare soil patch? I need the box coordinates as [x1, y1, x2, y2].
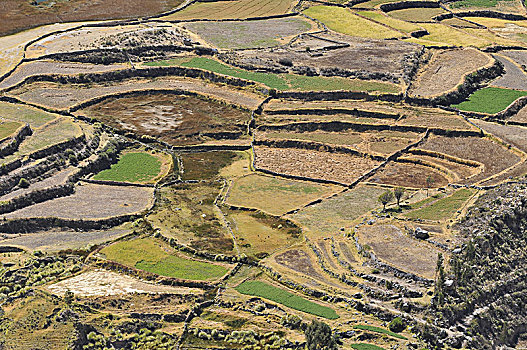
[12, 76, 264, 111]
[0, 61, 127, 90]
[369, 162, 449, 188]
[5, 183, 154, 220]
[0, 0, 184, 37]
[47, 269, 201, 297]
[501, 49, 527, 68]
[409, 48, 491, 97]
[490, 55, 527, 91]
[471, 119, 527, 152]
[419, 135, 521, 184]
[358, 224, 439, 279]
[275, 248, 324, 279]
[82, 93, 251, 146]
[254, 146, 382, 185]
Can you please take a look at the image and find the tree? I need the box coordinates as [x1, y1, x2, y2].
[378, 190, 394, 211]
[305, 320, 339, 350]
[394, 187, 405, 208]
[389, 317, 405, 333]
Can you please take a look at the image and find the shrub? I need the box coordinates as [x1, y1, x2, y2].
[389, 317, 405, 333]
[18, 178, 30, 188]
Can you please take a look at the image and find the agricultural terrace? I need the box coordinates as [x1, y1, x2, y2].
[93, 150, 171, 184]
[235, 280, 339, 319]
[226, 174, 342, 216]
[407, 23, 495, 47]
[387, 8, 446, 22]
[226, 210, 302, 259]
[303, 6, 402, 39]
[4, 183, 154, 220]
[452, 87, 527, 114]
[80, 92, 252, 146]
[403, 188, 477, 221]
[17, 117, 82, 155]
[147, 181, 235, 255]
[447, 0, 524, 12]
[180, 151, 244, 181]
[162, 0, 297, 20]
[353, 325, 407, 340]
[144, 57, 401, 92]
[357, 11, 423, 33]
[100, 237, 230, 281]
[351, 344, 385, 350]
[490, 55, 527, 91]
[0, 120, 23, 140]
[369, 162, 449, 188]
[184, 17, 313, 49]
[0, 102, 56, 128]
[409, 48, 492, 98]
[290, 185, 386, 238]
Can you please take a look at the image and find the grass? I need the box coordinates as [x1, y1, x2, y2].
[452, 87, 527, 114]
[235, 281, 338, 319]
[353, 325, 407, 340]
[226, 173, 340, 216]
[387, 7, 445, 22]
[450, 0, 502, 8]
[181, 151, 241, 180]
[357, 11, 422, 33]
[146, 57, 400, 92]
[93, 151, 163, 183]
[100, 237, 229, 280]
[304, 6, 401, 39]
[351, 344, 385, 350]
[17, 117, 82, 155]
[404, 188, 476, 220]
[0, 120, 22, 140]
[0, 102, 56, 128]
[408, 23, 493, 47]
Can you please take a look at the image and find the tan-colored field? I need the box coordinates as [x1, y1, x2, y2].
[226, 173, 342, 215]
[357, 223, 439, 279]
[47, 269, 202, 297]
[254, 146, 383, 185]
[369, 161, 449, 188]
[409, 48, 492, 98]
[11, 76, 264, 111]
[5, 183, 154, 220]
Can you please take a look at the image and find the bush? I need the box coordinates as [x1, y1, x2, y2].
[389, 317, 405, 333]
[18, 178, 30, 188]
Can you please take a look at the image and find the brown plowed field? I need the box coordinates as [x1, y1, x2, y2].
[409, 48, 491, 98]
[369, 161, 449, 188]
[274, 249, 325, 280]
[471, 119, 527, 152]
[490, 55, 527, 91]
[0, 0, 184, 37]
[5, 183, 153, 220]
[11, 76, 264, 111]
[419, 135, 521, 184]
[253, 146, 382, 184]
[83, 93, 251, 146]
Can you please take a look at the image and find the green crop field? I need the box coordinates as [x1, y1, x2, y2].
[235, 281, 338, 319]
[353, 325, 407, 340]
[93, 152, 162, 183]
[0, 120, 22, 140]
[450, 0, 499, 8]
[404, 188, 476, 220]
[100, 237, 229, 280]
[303, 6, 401, 39]
[351, 344, 385, 350]
[452, 87, 527, 114]
[144, 57, 400, 93]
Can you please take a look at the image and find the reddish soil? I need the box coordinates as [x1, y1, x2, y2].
[83, 93, 251, 146]
[274, 249, 324, 279]
[254, 146, 382, 184]
[369, 161, 449, 188]
[0, 0, 184, 37]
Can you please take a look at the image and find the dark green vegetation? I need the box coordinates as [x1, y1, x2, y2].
[235, 281, 339, 319]
[350, 344, 385, 350]
[93, 152, 162, 183]
[354, 324, 407, 339]
[404, 189, 476, 220]
[452, 87, 527, 114]
[305, 320, 339, 350]
[100, 237, 229, 280]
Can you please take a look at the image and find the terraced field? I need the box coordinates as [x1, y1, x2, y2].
[2, 2, 527, 350]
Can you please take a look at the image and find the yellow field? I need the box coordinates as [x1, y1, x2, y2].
[406, 23, 493, 47]
[304, 6, 402, 39]
[357, 10, 422, 33]
[161, 0, 296, 20]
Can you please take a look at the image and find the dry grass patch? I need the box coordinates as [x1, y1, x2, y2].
[274, 248, 326, 280]
[471, 119, 527, 152]
[358, 224, 439, 279]
[254, 146, 382, 185]
[290, 185, 386, 237]
[5, 183, 154, 220]
[387, 7, 446, 22]
[226, 173, 342, 215]
[0, 120, 23, 141]
[407, 23, 493, 47]
[82, 93, 251, 146]
[16, 117, 82, 155]
[0, 102, 56, 128]
[419, 135, 521, 184]
[409, 48, 492, 98]
[304, 6, 402, 39]
[357, 11, 423, 33]
[369, 162, 449, 188]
